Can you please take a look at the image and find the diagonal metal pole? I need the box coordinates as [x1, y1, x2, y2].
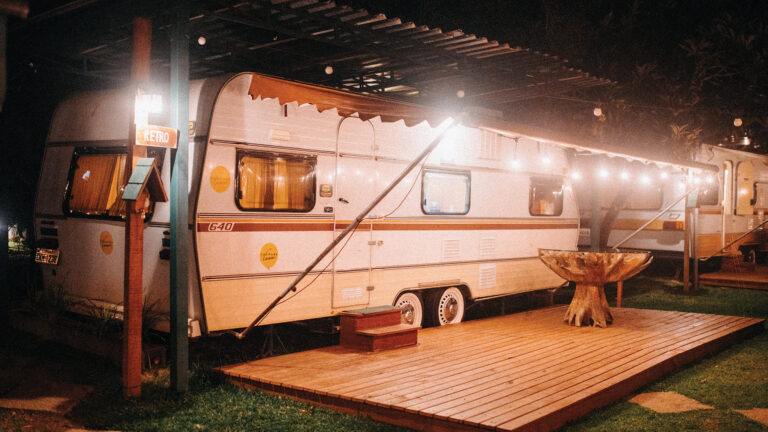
[228, 117, 461, 339]
[169, 0, 189, 393]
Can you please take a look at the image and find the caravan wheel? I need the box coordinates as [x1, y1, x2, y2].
[428, 287, 465, 326]
[394, 292, 423, 327]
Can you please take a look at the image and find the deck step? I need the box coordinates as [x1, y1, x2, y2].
[339, 306, 418, 351]
[719, 253, 755, 273]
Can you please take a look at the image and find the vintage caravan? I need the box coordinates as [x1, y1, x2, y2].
[37, 72, 672, 335]
[575, 145, 768, 263]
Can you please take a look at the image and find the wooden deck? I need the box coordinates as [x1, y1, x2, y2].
[700, 265, 768, 290]
[218, 307, 764, 432]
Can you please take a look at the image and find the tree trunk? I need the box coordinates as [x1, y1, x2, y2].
[564, 283, 613, 327]
[599, 188, 630, 248]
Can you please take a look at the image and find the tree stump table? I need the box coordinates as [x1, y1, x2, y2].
[539, 249, 653, 327]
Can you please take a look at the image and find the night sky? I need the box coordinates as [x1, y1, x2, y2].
[1, 0, 765, 230]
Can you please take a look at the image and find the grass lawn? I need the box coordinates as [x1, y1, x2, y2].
[1, 276, 766, 431]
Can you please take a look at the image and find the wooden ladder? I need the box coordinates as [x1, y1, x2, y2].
[339, 306, 419, 352]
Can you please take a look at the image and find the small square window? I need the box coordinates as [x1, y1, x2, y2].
[65, 150, 128, 218]
[529, 178, 563, 216]
[422, 170, 470, 215]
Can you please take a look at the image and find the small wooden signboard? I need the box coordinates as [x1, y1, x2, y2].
[135, 124, 178, 149]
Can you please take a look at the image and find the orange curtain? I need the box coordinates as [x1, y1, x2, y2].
[239, 156, 270, 209]
[70, 154, 118, 214]
[107, 155, 127, 216]
[287, 160, 310, 209]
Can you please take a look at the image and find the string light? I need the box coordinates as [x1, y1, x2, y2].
[570, 171, 582, 181]
[620, 171, 630, 181]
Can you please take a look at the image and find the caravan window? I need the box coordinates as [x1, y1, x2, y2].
[421, 169, 470, 215]
[699, 175, 720, 206]
[529, 178, 563, 216]
[65, 150, 128, 218]
[237, 151, 316, 212]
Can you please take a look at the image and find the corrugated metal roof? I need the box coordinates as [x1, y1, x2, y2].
[10, 0, 612, 108]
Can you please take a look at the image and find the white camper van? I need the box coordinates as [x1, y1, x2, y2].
[575, 145, 768, 262]
[34, 72, 604, 335]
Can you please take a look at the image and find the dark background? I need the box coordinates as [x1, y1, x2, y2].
[1, 0, 766, 233]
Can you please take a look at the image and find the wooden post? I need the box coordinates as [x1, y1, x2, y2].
[616, 281, 623, 308]
[683, 206, 691, 293]
[123, 16, 151, 399]
[169, 0, 190, 393]
[0, 210, 8, 327]
[1, 14, 7, 111]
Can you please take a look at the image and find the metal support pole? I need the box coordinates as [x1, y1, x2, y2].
[590, 180, 601, 251]
[123, 16, 151, 399]
[169, 0, 189, 393]
[693, 207, 699, 292]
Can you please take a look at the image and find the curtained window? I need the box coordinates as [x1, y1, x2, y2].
[237, 151, 316, 211]
[529, 178, 563, 216]
[422, 169, 470, 215]
[66, 151, 127, 217]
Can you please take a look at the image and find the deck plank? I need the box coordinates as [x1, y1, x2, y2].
[217, 307, 764, 432]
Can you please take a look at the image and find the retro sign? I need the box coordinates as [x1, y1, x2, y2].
[136, 124, 178, 149]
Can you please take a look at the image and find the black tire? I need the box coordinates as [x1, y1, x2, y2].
[426, 287, 465, 326]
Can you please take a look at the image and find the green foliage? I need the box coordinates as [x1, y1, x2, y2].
[70, 365, 407, 432]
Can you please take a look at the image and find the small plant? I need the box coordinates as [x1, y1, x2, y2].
[84, 300, 123, 338]
[142, 296, 168, 343]
[24, 284, 79, 323]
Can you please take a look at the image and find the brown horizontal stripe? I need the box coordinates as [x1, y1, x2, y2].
[580, 218, 684, 231]
[699, 209, 723, 215]
[197, 221, 578, 232]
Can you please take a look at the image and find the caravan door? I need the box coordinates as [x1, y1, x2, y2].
[332, 118, 377, 309]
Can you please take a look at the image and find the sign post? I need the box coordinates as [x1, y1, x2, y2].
[123, 16, 151, 399]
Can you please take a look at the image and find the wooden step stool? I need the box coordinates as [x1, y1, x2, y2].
[719, 253, 756, 273]
[339, 305, 419, 352]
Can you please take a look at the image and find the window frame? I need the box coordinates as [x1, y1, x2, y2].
[63, 147, 127, 221]
[234, 149, 318, 213]
[698, 175, 720, 206]
[63, 147, 165, 221]
[529, 176, 564, 217]
[420, 168, 471, 215]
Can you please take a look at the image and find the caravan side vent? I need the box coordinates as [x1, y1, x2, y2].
[479, 236, 497, 258]
[478, 264, 497, 289]
[441, 238, 460, 261]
